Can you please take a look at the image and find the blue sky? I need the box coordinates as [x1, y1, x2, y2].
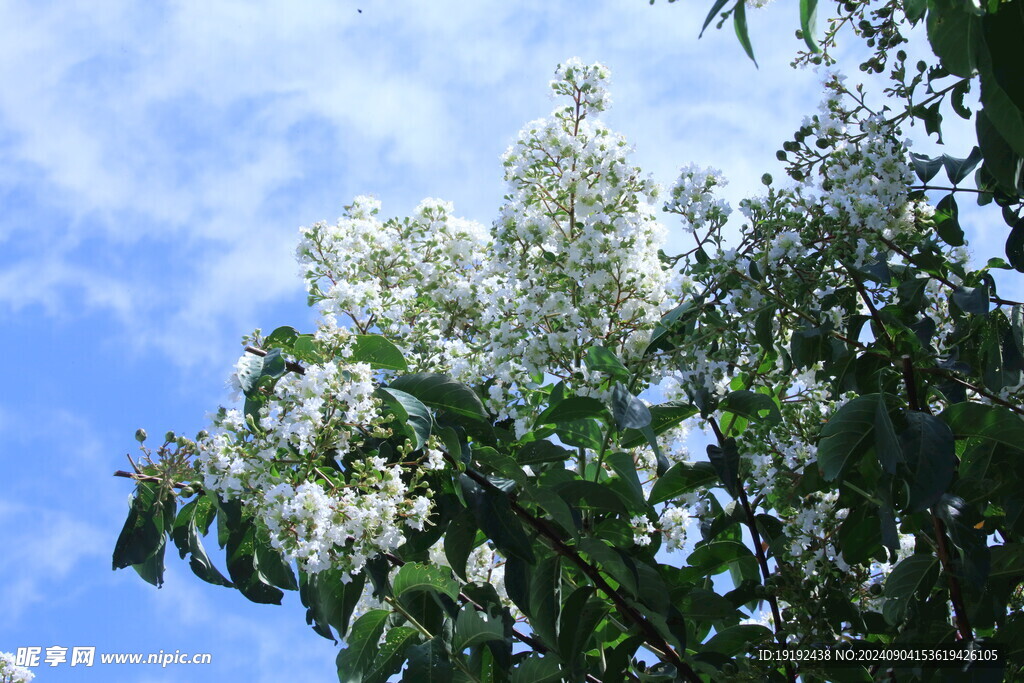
[0, 2, 1006, 681]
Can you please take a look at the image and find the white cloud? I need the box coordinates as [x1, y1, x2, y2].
[0, 0, 923, 370]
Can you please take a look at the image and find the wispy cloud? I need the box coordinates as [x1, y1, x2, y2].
[0, 1, 833, 369]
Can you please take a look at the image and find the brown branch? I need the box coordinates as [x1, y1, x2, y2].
[708, 418, 795, 683]
[381, 551, 614, 683]
[113, 470, 194, 490]
[455, 462, 700, 682]
[245, 345, 306, 375]
[902, 357, 973, 642]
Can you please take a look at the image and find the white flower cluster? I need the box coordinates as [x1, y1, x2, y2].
[812, 77, 917, 241]
[0, 653, 33, 683]
[197, 355, 433, 577]
[297, 195, 493, 384]
[630, 514, 657, 546]
[488, 59, 675, 411]
[665, 164, 731, 234]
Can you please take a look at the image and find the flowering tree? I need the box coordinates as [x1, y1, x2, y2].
[114, 2, 1024, 680]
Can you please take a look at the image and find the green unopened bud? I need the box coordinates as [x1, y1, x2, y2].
[164, 431, 176, 443]
[135, 428, 148, 443]
[196, 429, 209, 441]
[761, 173, 773, 186]
[179, 486, 195, 498]
[869, 583, 883, 596]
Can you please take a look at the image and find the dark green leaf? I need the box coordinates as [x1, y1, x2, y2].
[453, 607, 505, 652]
[952, 286, 990, 315]
[720, 389, 781, 425]
[554, 419, 602, 451]
[935, 193, 965, 247]
[649, 461, 718, 505]
[800, 0, 819, 52]
[536, 397, 608, 425]
[900, 411, 956, 513]
[350, 334, 408, 371]
[444, 511, 478, 582]
[392, 563, 460, 602]
[389, 373, 488, 421]
[113, 483, 168, 570]
[611, 383, 652, 430]
[364, 627, 420, 683]
[1007, 217, 1024, 272]
[377, 387, 432, 450]
[620, 402, 697, 448]
[707, 438, 740, 498]
[941, 402, 1024, 450]
[943, 147, 983, 185]
[402, 638, 453, 683]
[703, 624, 772, 656]
[337, 609, 391, 683]
[585, 345, 630, 381]
[910, 152, 944, 183]
[461, 474, 536, 564]
[732, 0, 757, 66]
[818, 394, 878, 481]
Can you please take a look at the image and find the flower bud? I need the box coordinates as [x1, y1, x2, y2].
[135, 428, 148, 443]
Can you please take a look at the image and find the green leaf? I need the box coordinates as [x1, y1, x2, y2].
[255, 529, 298, 591]
[720, 390, 782, 425]
[649, 461, 718, 505]
[453, 607, 505, 652]
[113, 483, 168, 570]
[875, 394, 901, 476]
[699, 0, 731, 38]
[578, 537, 639, 597]
[927, 0, 981, 78]
[800, 0, 819, 52]
[389, 373, 488, 421]
[732, 0, 757, 66]
[402, 638, 453, 683]
[606, 452, 645, 507]
[364, 627, 420, 683]
[554, 419, 603, 451]
[943, 147, 983, 185]
[678, 588, 739, 622]
[910, 152, 944, 183]
[225, 522, 285, 605]
[818, 394, 878, 481]
[536, 397, 608, 425]
[350, 334, 408, 371]
[557, 586, 608, 671]
[707, 438, 741, 498]
[460, 474, 536, 564]
[680, 541, 757, 582]
[935, 193, 965, 247]
[585, 345, 630, 381]
[392, 563, 460, 602]
[952, 285, 990, 315]
[611, 383, 652, 430]
[516, 439, 573, 466]
[377, 387, 432, 450]
[444, 511, 479, 581]
[883, 555, 939, 623]
[703, 624, 772, 656]
[171, 498, 232, 587]
[900, 411, 957, 512]
[511, 655, 562, 683]
[941, 402, 1024, 450]
[555, 479, 628, 516]
[300, 570, 366, 641]
[337, 610, 391, 683]
[620, 402, 697, 448]
[1007, 217, 1024, 272]
[529, 555, 562, 648]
